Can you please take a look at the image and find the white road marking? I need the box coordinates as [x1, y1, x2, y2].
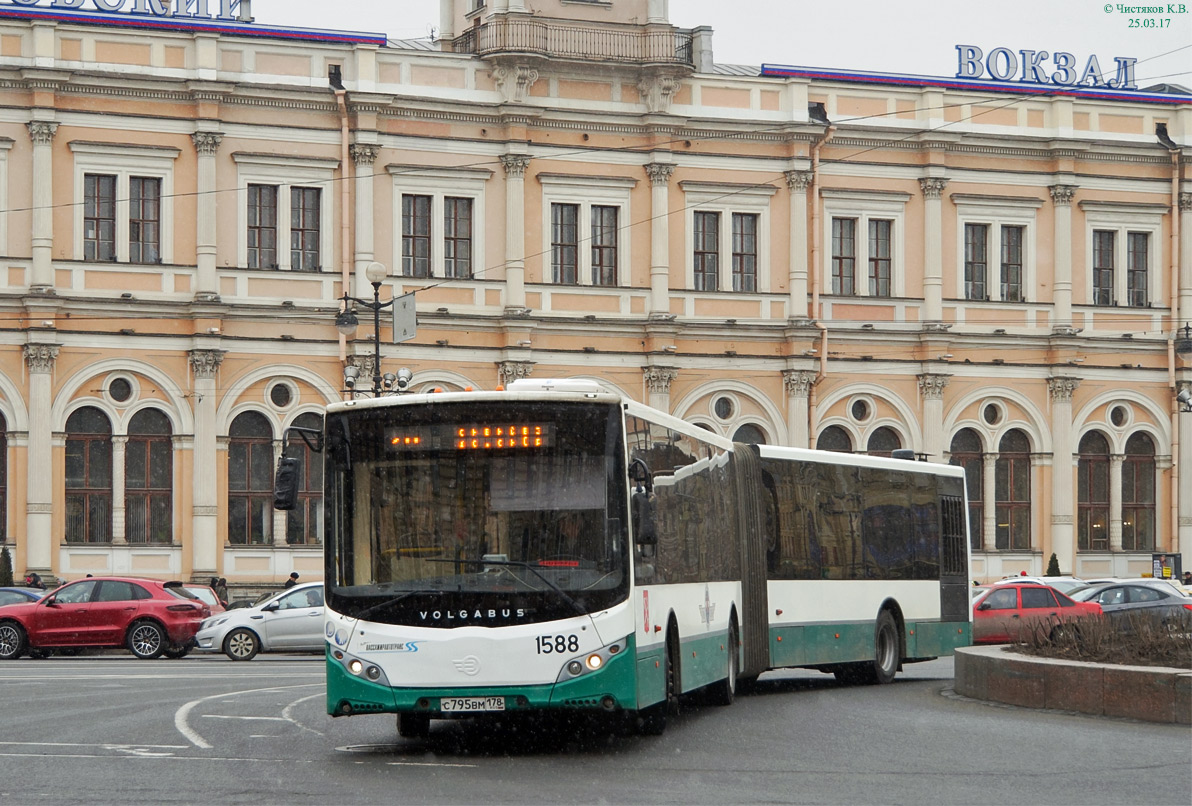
[201, 715, 289, 721]
[281, 693, 326, 737]
[175, 684, 320, 750]
[0, 741, 187, 750]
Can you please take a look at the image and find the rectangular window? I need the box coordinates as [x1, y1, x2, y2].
[290, 187, 321, 271]
[551, 203, 578, 284]
[247, 184, 278, 269]
[402, 194, 432, 278]
[1093, 230, 1115, 306]
[591, 205, 618, 286]
[831, 217, 855, 295]
[964, 223, 987, 301]
[444, 196, 473, 279]
[1127, 232, 1148, 308]
[732, 213, 757, 293]
[1001, 225, 1024, 302]
[693, 211, 720, 291]
[128, 177, 161, 264]
[868, 219, 892, 297]
[84, 174, 117, 262]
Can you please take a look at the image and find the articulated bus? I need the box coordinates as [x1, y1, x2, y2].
[277, 378, 970, 737]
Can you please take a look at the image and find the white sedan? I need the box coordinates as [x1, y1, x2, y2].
[195, 582, 325, 660]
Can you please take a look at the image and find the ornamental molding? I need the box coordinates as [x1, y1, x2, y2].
[644, 163, 674, 187]
[918, 177, 948, 199]
[27, 120, 58, 146]
[498, 361, 534, 385]
[350, 144, 381, 166]
[1049, 184, 1078, 206]
[191, 131, 223, 156]
[1180, 192, 1192, 213]
[643, 366, 678, 394]
[491, 64, 539, 104]
[500, 154, 531, 179]
[1047, 376, 1080, 402]
[637, 75, 682, 115]
[782, 369, 816, 399]
[784, 170, 813, 192]
[347, 354, 377, 378]
[917, 373, 951, 400]
[188, 349, 225, 380]
[23, 344, 58, 373]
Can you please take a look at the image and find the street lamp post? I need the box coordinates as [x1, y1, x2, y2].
[336, 261, 397, 397]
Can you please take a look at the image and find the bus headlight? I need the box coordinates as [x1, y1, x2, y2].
[586, 654, 603, 670]
[567, 660, 583, 676]
[348, 659, 363, 675]
[555, 637, 626, 682]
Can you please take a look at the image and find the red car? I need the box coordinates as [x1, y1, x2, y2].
[972, 582, 1102, 644]
[0, 576, 210, 660]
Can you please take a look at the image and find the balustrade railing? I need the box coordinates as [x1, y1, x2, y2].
[453, 20, 693, 65]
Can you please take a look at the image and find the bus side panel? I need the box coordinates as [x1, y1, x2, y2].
[770, 621, 874, 667]
[906, 619, 971, 660]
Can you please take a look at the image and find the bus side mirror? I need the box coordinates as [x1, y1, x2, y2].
[632, 490, 656, 546]
[273, 456, 300, 511]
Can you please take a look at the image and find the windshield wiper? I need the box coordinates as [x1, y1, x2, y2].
[428, 558, 586, 616]
[353, 587, 451, 620]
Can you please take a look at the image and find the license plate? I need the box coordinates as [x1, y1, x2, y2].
[440, 696, 505, 713]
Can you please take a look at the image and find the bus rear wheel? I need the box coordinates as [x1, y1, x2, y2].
[398, 713, 430, 739]
[707, 620, 738, 706]
[833, 611, 900, 686]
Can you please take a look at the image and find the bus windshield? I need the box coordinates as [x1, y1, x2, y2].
[324, 399, 629, 626]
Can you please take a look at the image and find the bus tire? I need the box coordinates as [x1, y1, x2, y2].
[869, 610, 900, 685]
[707, 619, 738, 706]
[637, 627, 679, 735]
[398, 713, 430, 739]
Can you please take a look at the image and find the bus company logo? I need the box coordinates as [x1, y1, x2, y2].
[325, 622, 349, 647]
[418, 608, 527, 623]
[362, 641, 420, 653]
[452, 655, 482, 676]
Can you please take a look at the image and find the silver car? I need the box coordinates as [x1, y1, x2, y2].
[1070, 581, 1192, 628]
[195, 582, 324, 660]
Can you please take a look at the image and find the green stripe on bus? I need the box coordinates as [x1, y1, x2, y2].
[768, 620, 971, 668]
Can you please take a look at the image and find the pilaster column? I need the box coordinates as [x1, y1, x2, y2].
[1109, 454, 1124, 552]
[785, 171, 812, 323]
[1179, 380, 1192, 556]
[1179, 192, 1192, 325]
[783, 369, 815, 448]
[501, 154, 530, 312]
[1050, 185, 1078, 334]
[646, 0, 668, 23]
[917, 373, 950, 461]
[111, 436, 128, 545]
[982, 453, 997, 552]
[351, 143, 380, 298]
[192, 131, 223, 301]
[1048, 376, 1081, 573]
[919, 177, 948, 324]
[28, 121, 58, 292]
[273, 440, 288, 547]
[645, 162, 675, 317]
[643, 366, 678, 413]
[23, 344, 57, 573]
[497, 360, 533, 387]
[189, 349, 224, 577]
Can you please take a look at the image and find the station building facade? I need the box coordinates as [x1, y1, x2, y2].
[0, 0, 1188, 587]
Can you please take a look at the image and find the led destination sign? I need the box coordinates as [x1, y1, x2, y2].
[387, 424, 556, 452]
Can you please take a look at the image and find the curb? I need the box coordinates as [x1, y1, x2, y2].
[954, 645, 1192, 724]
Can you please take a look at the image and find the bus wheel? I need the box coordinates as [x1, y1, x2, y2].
[637, 632, 678, 735]
[398, 713, 430, 739]
[707, 620, 738, 706]
[870, 611, 900, 685]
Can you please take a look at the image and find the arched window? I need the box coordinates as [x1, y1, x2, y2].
[285, 412, 324, 546]
[995, 429, 1031, 550]
[0, 412, 7, 543]
[731, 424, 767, 445]
[1122, 432, 1156, 552]
[126, 409, 172, 544]
[1078, 431, 1110, 551]
[866, 426, 901, 457]
[949, 428, 983, 550]
[66, 406, 112, 543]
[228, 412, 274, 545]
[817, 425, 852, 453]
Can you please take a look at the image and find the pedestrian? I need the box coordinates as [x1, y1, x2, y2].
[213, 577, 228, 606]
[284, 572, 299, 589]
[23, 571, 45, 590]
[1183, 571, 1192, 587]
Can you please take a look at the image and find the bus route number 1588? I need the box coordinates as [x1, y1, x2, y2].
[536, 634, 579, 654]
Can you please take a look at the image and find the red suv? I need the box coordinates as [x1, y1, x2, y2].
[0, 576, 210, 660]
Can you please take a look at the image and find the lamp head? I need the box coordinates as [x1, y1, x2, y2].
[343, 365, 360, 389]
[1179, 388, 1192, 411]
[365, 261, 387, 286]
[396, 367, 413, 392]
[335, 308, 359, 337]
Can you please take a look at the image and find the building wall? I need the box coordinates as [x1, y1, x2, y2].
[0, 7, 1187, 585]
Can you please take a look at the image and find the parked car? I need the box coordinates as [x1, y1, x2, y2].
[0, 576, 210, 660]
[194, 582, 324, 661]
[182, 584, 226, 614]
[992, 575, 1087, 595]
[0, 588, 46, 607]
[1069, 582, 1192, 629]
[972, 582, 1102, 644]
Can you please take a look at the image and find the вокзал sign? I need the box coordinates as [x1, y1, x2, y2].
[3, 0, 252, 21]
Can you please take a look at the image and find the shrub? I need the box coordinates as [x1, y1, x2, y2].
[1015, 610, 1191, 669]
[0, 544, 12, 587]
[1045, 553, 1061, 577]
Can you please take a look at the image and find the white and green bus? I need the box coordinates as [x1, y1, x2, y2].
[277, 378, 970, 737]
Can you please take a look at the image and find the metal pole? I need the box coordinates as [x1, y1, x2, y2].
[372, 282, 383, 396]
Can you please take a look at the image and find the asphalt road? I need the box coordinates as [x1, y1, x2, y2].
[0, 653, 1187, 806]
